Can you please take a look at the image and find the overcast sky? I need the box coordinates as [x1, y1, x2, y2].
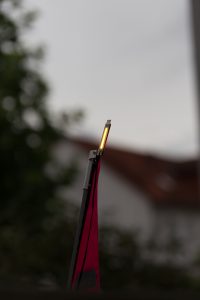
[25, 0, 198, 158]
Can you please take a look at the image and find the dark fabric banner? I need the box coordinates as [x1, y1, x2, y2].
[71, 159, 101, 291]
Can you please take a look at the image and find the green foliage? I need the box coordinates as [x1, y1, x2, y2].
[0, 0, 79, 286]
[99, 226, 141, 289]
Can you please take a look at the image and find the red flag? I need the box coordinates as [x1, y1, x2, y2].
[68, 158, 101, 291]
[68, 120, 111, 292]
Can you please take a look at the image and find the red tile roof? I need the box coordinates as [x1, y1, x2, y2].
[71, 138, 200, 208]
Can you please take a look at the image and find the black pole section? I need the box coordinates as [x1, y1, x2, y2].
[67, 149, 99, 288]
[190, 0, 200, 199]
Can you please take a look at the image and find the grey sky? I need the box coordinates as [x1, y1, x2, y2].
[25, 0, 198, 158]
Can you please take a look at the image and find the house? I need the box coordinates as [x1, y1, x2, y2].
[54, 137, 200, 265]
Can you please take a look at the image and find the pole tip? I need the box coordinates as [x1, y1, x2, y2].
[106, 120, 111, 125]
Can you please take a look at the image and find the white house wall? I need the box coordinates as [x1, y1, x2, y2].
[152, 208, 200, 264]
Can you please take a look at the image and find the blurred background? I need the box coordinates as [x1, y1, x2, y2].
[1, 0, 200, 297]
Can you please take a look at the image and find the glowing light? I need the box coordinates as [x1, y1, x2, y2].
[99, 127, 109, 151]
[98, 120, 111, 154]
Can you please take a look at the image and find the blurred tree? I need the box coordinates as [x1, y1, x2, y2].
[99, 226, 141, 289]
[0, 0, 79, 286]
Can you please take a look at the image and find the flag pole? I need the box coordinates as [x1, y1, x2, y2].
[190, 1, 200, 200]
[67, 120, 111, 289]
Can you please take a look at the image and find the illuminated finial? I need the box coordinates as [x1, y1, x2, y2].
[98, 120, 111, 155]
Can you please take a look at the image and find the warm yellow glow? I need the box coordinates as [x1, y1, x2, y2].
[99, 127, 109, 151]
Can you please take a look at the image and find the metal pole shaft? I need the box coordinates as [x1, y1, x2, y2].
[190, 0, 200, 200]
[67, 150, 98, 288]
